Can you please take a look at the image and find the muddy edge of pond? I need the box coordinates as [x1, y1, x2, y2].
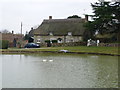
[1, 50, 120, 56]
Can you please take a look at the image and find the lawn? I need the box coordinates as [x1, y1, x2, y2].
[1, 46, 119, 55]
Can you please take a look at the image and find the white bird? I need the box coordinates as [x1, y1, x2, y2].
[49, 60, 53, 62]
[60, 50, 68, 53]
[42, 59, 47, 62]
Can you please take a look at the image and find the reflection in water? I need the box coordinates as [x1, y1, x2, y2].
[2, 53, 118, 88]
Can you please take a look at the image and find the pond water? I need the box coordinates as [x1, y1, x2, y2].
[0, 56, 2, 90]
[1, 53, 118, 88]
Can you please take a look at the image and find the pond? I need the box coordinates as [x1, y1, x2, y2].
[1, 53, 118, 88]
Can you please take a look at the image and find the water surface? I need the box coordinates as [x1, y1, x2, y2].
[2, 53, 118, 88]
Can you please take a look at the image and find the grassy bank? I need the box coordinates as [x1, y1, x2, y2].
[1, 46, 119, 56]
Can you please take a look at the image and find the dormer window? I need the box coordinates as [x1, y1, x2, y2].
[49, 32, 53, 36]
[68, 32, 72, 36]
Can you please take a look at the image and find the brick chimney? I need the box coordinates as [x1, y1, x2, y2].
[85, 15, 88, 22]
[49, 16, 52, 20]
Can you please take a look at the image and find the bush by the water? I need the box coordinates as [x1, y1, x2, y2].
[0, 40, 9, 49]
[45, 40, 58, 43]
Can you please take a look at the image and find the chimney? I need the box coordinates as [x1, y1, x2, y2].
[49, 16, 52, 20]
[12, 31, 14, 34]
[31, 27, 33, 30]
[85, 15, 88, 22]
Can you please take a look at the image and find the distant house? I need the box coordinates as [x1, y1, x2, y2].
[31, 16, 88, 44]
[0, 31, 24, 47]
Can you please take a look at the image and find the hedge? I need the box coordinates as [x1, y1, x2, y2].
[45, 40, 57, 43]
[0, 40, 9, 49]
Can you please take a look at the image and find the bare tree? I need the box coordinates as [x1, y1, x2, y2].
[0, 29, 11, 33]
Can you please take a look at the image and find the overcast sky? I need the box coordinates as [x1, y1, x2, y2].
[0, 0, 112, 34]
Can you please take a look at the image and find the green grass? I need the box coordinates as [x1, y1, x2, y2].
[1, 46, 119, 55]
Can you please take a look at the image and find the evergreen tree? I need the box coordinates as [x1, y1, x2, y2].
[24, 34, 30, 40]
[84, 1, 120, 42]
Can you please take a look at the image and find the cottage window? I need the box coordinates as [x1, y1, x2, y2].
[57, 38, 62, 43]
[37, 39, 41, 43]
[68, 32, 72, 36]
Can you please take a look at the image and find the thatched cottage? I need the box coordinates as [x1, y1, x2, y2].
[31, 16, 88, 44]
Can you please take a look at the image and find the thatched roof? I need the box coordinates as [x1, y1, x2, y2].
[34, 18, 86, 36]
[29, 29, 34, 37]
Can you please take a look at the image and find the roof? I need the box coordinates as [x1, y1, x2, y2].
[34, 18, 86, 36]
[0, 33, 24, 42]
[29, 29, 34, 37]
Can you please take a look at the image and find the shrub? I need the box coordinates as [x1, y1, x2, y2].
[45, 40, 50, 43]
[0, 40, 9, 49]
[52, 40, 57, 43]
[45, 40, 57, 43]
